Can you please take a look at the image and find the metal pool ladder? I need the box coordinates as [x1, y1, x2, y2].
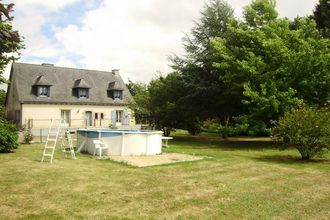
[41, 119, 76, 163]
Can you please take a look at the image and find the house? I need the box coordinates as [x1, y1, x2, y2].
[5, 62, 136, 129]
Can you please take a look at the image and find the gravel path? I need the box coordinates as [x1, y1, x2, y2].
[108, 153, 204, 167]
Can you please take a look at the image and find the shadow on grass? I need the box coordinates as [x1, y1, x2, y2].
[172, 135, 279, 151]
[0, 150, 16, 153]
[252, 155, 330, 165]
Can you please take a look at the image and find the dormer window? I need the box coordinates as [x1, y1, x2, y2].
[107, 81, 124, 100]
[33, 75, 52, 98]
[73, 78, 91, 99]
[78, 88, 89, 98]
[38, 86, 49, 97]
[113, 90, 122, 99]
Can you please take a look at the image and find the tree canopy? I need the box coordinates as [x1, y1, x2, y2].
[211, 0, 330, 130]
[130, 0, 330, 136]
[0, 1, 24, 84]
[313, 0, 330, 37]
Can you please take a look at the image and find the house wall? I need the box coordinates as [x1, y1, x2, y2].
[5, 75, 22, 126]
[21, 104, 136, 129]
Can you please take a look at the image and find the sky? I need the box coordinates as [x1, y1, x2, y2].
[2, 0, 319, 86]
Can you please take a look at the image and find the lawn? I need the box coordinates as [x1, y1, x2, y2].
[0, 133, 329, 219]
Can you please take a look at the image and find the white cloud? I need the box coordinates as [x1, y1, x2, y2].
[11, 0, 79, 11]
[53, 0, 203, 82]
[3, 0, 320, 85]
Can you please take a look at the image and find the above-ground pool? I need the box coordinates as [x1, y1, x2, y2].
[77, 129, 163, 156]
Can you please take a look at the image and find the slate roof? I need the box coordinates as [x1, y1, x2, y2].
[73, 78, 91, 88]
[33, 75, 52, 86]
[8, 62, 133, 106]
[108, 81, 125, 90]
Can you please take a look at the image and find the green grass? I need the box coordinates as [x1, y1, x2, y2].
[0, 133, 329, 219]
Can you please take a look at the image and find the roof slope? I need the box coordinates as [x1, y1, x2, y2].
[10, 63, 133, 106]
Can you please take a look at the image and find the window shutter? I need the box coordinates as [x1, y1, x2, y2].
[111, 110, 116, 126]
[123, 110, 129, 125]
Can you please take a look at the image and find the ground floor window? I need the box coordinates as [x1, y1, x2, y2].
[116, 111, 123, 123]
[61, 110, 71, 126]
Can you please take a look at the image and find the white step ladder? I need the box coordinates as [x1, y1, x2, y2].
[41, 119, 76, 163]
[60, 129, 76, 160]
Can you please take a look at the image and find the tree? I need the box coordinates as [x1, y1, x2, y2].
[126, 80, 151, 124]
[272, 106, 330, 160]
[0, 1, 22, 152]
[0, 1, 23, 83]
[0, 89, 5, 118]
[210, 0, 330, 131]
[0, 117, 18, 152]
[313, 0, 330, 37]
[170, 0, 236, 125]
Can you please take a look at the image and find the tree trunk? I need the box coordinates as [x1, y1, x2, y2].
[301, 154, 310, 160]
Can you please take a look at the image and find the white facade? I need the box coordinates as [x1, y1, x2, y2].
[21, 104, 135, 129]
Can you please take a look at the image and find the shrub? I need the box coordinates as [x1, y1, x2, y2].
[0, 118, 19, 152]
[186, 119, 202, 136]
[272, 106, 330, 160]
[23, 129, 34, 144]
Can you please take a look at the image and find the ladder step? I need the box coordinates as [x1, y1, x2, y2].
[47, 139, 57, 141]
[43, 154, 53, 157]
[45, 146, 55, 149]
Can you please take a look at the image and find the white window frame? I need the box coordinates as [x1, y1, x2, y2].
[113, 90, 122, 100]
[78, 88, 88, 98]
[116, 110, 123, 123]
[61, 110, 71, 126]
[38, 86, 49, 97]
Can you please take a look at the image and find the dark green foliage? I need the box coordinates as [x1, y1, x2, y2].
[130, 0, 330, 137]
[23, 129, 33, 144]
[202, 117, 270, 137]
[126, 80, 151, 124]
[0, 89, 5, 118]
[170, 0, 236, 125]
[211, 0, 330, 132]
[313, 0, 330, 37]
[0, 2, 24, 78]
[272, 106, 330, 160]
[0, 2, 23, 151]
[0, 118, 18, 152]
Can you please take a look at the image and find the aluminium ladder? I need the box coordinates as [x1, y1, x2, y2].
[41, 119, 76, 163]
[60, 129, 76, 160]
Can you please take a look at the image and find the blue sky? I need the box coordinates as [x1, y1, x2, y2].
[2, 0, 319, 86]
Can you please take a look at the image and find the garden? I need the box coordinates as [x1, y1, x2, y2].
[0, 132, 329, 219]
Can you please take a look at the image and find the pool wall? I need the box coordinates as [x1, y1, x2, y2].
[77, 129, 163, 156]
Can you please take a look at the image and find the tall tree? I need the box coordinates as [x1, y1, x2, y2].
[211, 0, 330, 130]
[170, 0, 236, 125]
[0, 1, 23, 84]
[313, 0, 330, 37]
[0, 1, 21, 152]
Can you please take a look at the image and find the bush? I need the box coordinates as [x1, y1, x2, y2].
[0, 118, 19, 152]
[23, 129, 34, 144]
[272, 106, 330, 160]
[202, 117, 270, 138]
[186, 119, 202, 136]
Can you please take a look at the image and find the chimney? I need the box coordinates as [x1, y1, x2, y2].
[112, 69, 120, 76]
[41, 63, 54, 67]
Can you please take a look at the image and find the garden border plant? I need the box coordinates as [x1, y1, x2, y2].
[271, 105, 330, 160]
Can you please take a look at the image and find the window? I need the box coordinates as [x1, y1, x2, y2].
[38, 86, 49, 97]
[61, 110, 71, 126]
[116, 111, 123, 123]
[100, 113, 104, 119]
[95, 113, 98, 119]
[113, 90, 122, 100]
[78, 88, 89, 98]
